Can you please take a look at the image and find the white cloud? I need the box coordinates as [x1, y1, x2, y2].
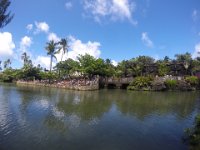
[192, 9, 199, 21]
[192, 43, 200, 58]
[26, 24, 33, 31]
[35, 21, 49, 33]
[0, 32, 15, 59]
[83, 0, 137, 24]
[55, 36, 101, 62]
[48, 32, 60, 42]
[20, 36, 32, 48]
[19, 36, 32, 53]
[65, 2, 72, 10]
[34, 56, 56, 69]
[111, 60, 118, 66]
[141, 32, 154, 48]
[68, 36, 101, 60]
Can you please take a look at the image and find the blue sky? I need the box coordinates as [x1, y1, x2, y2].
[0, 0, 200, 69]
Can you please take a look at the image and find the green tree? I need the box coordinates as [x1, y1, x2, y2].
[55, 58, 80, 78]
[0, 0, 14, 28]
[58, 38, 69, 62]
[175, 52, 192, 75]
[77, 54, 96, 76]
[21, 52, 30, 66]
[135, 56, 155, 76]
[45, 40, 58, 72]
[3, 58, 11, 69]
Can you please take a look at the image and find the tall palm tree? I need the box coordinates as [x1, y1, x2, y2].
[0, 60, 2, 71]
[58, 38, 69, 62]
[45, 40, 58, 72]
[0, 0, 14, 28]
[3, 58, 11, 69]
[21, 52, 30, 66]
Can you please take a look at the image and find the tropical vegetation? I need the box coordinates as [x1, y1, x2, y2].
[185, 114, 200, 150]
[0, 36, 200, 91]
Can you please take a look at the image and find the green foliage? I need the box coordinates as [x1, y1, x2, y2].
[129, 76, 153, 90]
[55, 58, 80, 78]
[185, 114, 200, 149]
[0, 69, 21, 82]
[77, 54, 115, 77]
[0, 0, 14, 28]
[165, 79, 177, 90]
[39, 72, 58, 80]
[158, 62, 170, 76]
[185, 76, 199, 86]
[45, 40, 58, 72]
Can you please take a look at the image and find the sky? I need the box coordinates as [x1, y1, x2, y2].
[0, 0, 200, 69]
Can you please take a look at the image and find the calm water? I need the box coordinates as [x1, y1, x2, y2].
[0, 83, 200, 150]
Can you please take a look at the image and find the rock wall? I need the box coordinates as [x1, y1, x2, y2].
[16, 78, 99, 91]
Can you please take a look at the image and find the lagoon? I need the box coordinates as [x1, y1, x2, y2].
[0, 83, 199, 150]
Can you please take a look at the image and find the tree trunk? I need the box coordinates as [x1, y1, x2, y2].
[49, 55, 53, 84]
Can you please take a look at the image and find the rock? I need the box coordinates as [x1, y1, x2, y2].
[152, 79, 166, 91]
[177, 80, 192, 91]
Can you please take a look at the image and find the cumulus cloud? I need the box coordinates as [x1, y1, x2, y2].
[0, 32, 15, 59]
[192, 43, 200, 58]
[20, 36, 32, 48]
[27, 33, 102, 69]
[34, 56, 55, 69]
[68, 36, 101, 59]
[65, 2, 72, 10]
[26, 24, 33, 31]
[48, 32, 60, 42]
[54, 36, 101, 62]
[83, 0, 137, 24]
[141, 32, 154, 48]
[19, 36, 32, 53]
[35, 21, 49, 33]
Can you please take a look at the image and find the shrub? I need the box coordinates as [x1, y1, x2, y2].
[165, 79, 177, 90]
[184, 114, 200, 149]
[129, 76, 153, 89]
[185, 76, 199, 86]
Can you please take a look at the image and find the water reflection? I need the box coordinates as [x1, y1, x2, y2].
[0, 84, 200, 150]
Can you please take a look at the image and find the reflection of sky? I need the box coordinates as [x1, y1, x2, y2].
[68, 114, 81, 129]
[52, 107, 65, 119]
[73, 95, 81, 105]
[0, 99, 9, 130]
[0, 85, 200, 150]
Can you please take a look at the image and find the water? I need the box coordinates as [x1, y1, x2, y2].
[0, 83, 200, 150]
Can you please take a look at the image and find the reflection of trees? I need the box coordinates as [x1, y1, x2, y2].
[115, 91, 199, 120]
[56, 90, 112, 121]
[16, 85, 200, 127]
[44, 114, 68, 133]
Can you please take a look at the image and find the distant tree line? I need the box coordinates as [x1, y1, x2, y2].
[1, 43, 200, 82]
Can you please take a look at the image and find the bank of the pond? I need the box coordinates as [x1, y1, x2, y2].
[16, 78, 99, 91]
[14, 75, 200, 91]
[127, 76, 200, 91]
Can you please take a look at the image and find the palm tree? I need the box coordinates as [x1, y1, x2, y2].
[0, 60, 2, 71]
[0, 0, 14, 28]
[45, 40, 58, 72]
[58, 38, 69, 62]
[3, 58, 11, 69]
[21, 52, 30, 66]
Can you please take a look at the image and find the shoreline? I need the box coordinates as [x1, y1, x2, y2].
[16, 80, 99, 91]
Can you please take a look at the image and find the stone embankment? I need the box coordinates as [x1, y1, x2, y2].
[16, 77, 99, 91]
